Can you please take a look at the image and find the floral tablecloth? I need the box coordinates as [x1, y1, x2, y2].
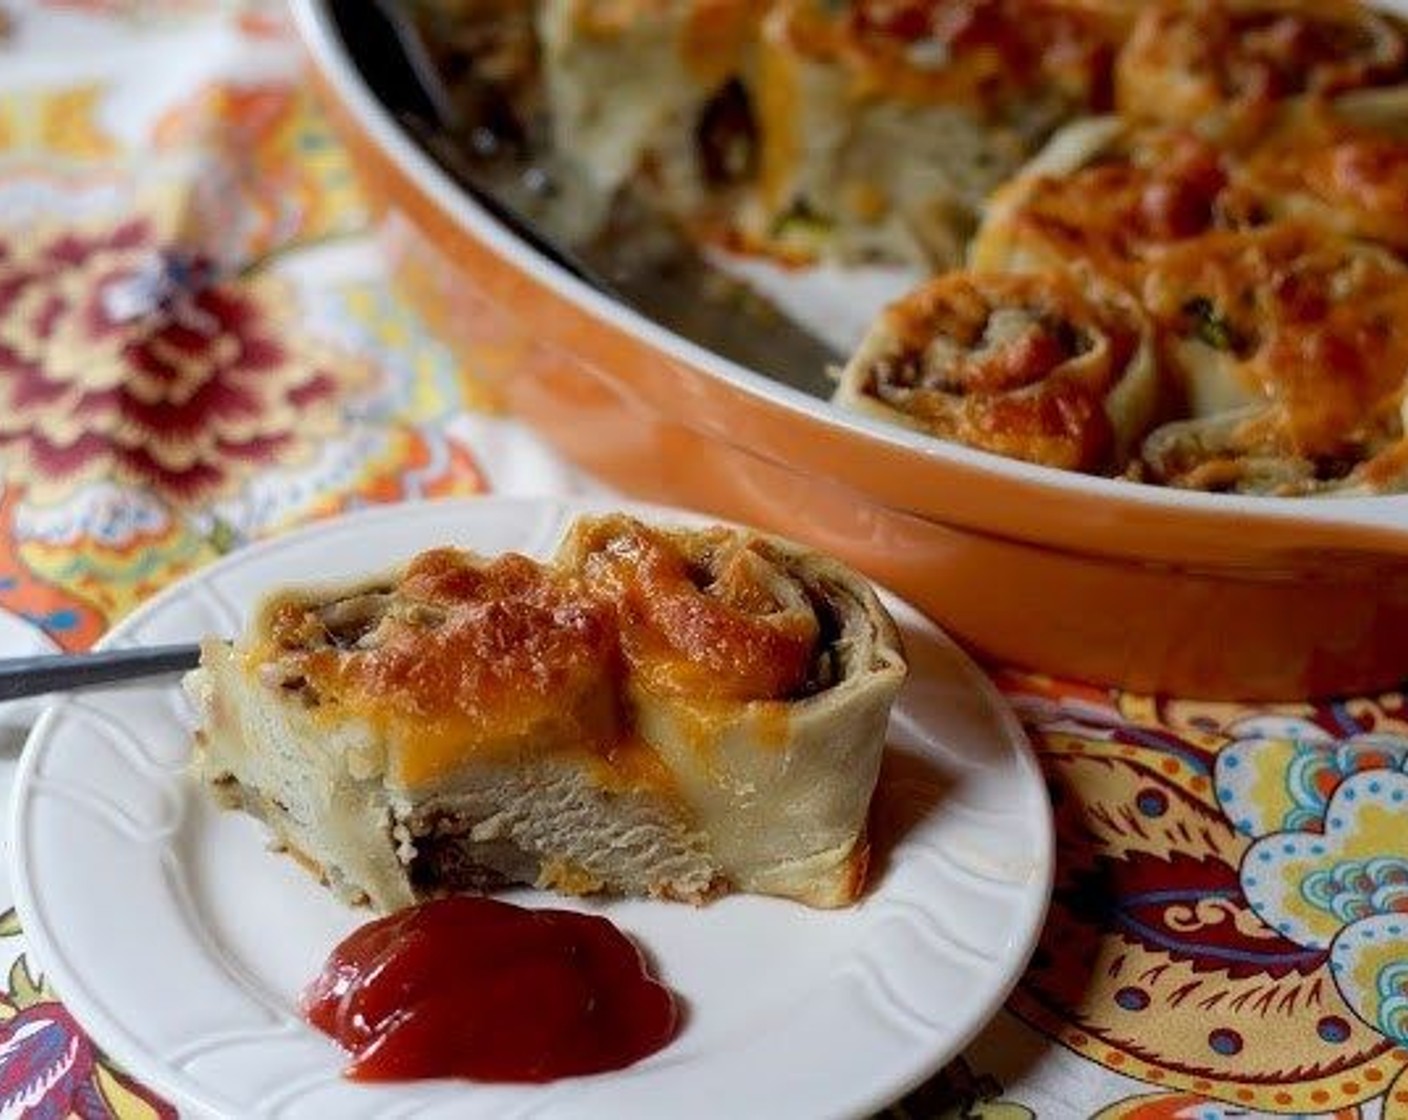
[2, 4, 1408, 1118]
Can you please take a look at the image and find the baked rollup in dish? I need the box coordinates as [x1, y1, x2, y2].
[536, 0, 766, 215]
[1114, 0, 1408, 134]
[744, 0, 1130, 267]
[185, 515, 907, 912]
[1133, 223, 1408, 493]
[1232, 91, 1408, 255]
[832, 269, 1160, 473]
[973, 88, 1408, 281]
[407, 0, 541, 113]
[970, 119, 1256, 283]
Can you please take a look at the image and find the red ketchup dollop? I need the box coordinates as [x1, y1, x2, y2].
[301, 896, 678, 1083]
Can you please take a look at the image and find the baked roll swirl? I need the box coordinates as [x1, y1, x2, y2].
[971, 118, 1265, 282]
[832, 268, 1160, 473]
[185, 514, 907, 912]
[558, 514, 907, 906]
[536, 0, 766, 215]
[1114, 0, 1408, 133]
[1134, 223, 1408, 493]
[746, 0, 1128, 266]
[1233, 92, 1408, 255]
[974, 88, 1408, 283]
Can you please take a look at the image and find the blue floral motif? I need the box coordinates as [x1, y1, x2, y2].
[1217, 734, 1408, 839]
[1282, 739, 1408, 833]
[1246, 765, 1408, 1058]
[1375, 960, 1408, 1041]
[1302, 857, 1408, 924]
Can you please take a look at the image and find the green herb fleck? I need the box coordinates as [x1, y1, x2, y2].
[1183, 296, 1241, 352]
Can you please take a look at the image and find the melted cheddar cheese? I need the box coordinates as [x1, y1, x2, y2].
[680, 0, 768, 83]
[764, 0, 1124, 111]
[1139, 224, 1408, 484]
[252, 524, 836, 790]
[262, 550, 624, 789]
[840, 269, 1155, 472]
[1237, 100, 1408, 252]
[572, 517, 820, 702]
[978, 128, 1253, 283]
[565, 0, 764, 82]
[1115, 0, 1408, 130]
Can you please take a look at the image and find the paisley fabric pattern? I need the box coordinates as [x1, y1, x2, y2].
[1001, 680, 1408, 1115]
[1233, 763, 1408, 1052]
[5, 4, 1408, 1119]
[0, 7, 488, 644]
[0, 911, 172, 1119]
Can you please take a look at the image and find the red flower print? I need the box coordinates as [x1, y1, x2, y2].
[0, 216, 365, 504]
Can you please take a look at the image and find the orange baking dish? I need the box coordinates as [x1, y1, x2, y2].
[292, 0, 1408, 702]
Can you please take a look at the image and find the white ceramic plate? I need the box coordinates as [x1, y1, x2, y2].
[10, 497, 1053, 1120]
